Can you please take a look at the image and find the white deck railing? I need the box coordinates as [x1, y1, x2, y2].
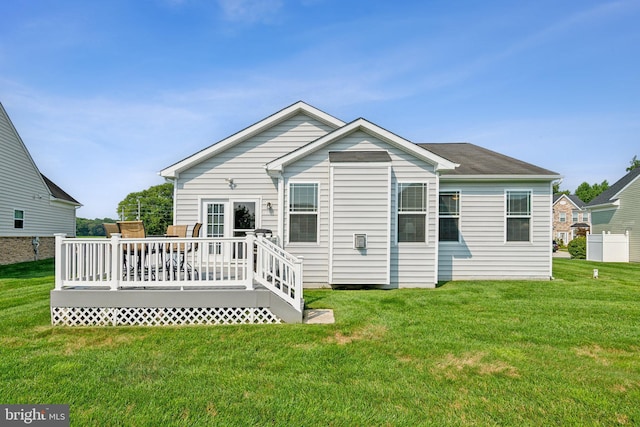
[54, 231, 303, 312]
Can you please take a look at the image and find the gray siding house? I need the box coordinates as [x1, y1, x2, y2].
[587, 167, 640, 262]
[160, 102, 560, 287]
[0, 102, 80, 265]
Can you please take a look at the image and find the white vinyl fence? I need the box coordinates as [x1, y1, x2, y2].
[587, 231, 629, 262]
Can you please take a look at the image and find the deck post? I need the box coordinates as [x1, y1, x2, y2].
[245, 231, 255, 290]
[294, 256, 304, 309]
[110, 233, 121, 291]
[54, 233, 66, 290]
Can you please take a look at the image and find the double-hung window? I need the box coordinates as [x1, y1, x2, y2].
[289, 183, 318, 243]
[439, 191, 460, 242]
[398, 183, 426, 243]
[14, 210, 24, 229]
[559, 212, 566, 222]
[572, 211, 579, 223]
[506, 191, 531, 242]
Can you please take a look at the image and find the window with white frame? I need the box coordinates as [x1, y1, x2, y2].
[289, 183, 318, 243]
[506, 191, 531, 242]
[439, 191, 460, 242]
[559, 212, 566, 222]
[398, 183, 426, 243]
[572, 211, 579, 223]
[582, 211, 589, 222]
[14, 210, 24, 229]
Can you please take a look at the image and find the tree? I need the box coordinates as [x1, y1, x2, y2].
[627, 155, 640, 172]
[575, 180, 609, 204]
[76, 217, 118, 236]
[552, 180, 570, 195]
[117, 182, 173, 236]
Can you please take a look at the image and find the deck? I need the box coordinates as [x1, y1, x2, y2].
[51, 232, 304, 325]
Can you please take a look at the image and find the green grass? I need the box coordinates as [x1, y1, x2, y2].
[1, 259, 639, 426]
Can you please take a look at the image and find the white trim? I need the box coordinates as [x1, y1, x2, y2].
[328, 167, 335, 284]
[386, 165, 392, 285]
[286, 181, 320, 246]
[396, 181, 429, 245]
[266, 118, 458, 173]
[161, 101, 345, 178]
[609, 172, 640, 201]
[438, 189, 462, 244]
[277, 173, 284, 245]
[441, 174, 561, 182]
[504, 189, 533, 244]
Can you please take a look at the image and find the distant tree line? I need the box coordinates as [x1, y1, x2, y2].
[77, 182, 174, 237]
[76, 217, 118, 236]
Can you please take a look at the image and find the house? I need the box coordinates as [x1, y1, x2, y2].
[0, 102, 81, 265]
[587, 167, 640, 262]
[160, 101, 561, 287]
[552, 194, 590, 245]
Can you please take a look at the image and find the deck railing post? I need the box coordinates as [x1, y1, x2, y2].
[54, 233, 66, 290]
[110, 233, 121, 291]
[245, 231, 255, 290]
[294, 256, 304, 310]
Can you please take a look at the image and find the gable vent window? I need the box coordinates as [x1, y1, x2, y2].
[14, 210, 24, 229]
[506, 191, 531, 242]
[289, 183, 318, 243]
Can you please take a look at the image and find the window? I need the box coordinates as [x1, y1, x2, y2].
[398, 183, 426, 242]
[582, 211, 589, 222]
[289, 183, 318, 242]
[572, 211, 579, 223]
[439, 191, 460, 242]
[14, 210, 24, 229]
[559, 212, 566, 222]
[506, 191, 531, 242]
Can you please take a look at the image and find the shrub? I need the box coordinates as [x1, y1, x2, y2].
[568, 236, 586, 259]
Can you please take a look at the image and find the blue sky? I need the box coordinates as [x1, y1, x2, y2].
[1, 0, 639, 218]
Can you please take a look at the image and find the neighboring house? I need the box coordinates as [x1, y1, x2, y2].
[160, 101, 560, 287]
[587, 167, 640, 262]
[0, 102, 81, 265]
[552, 194, 590, 245]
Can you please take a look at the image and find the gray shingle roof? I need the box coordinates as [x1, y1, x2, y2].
[41, 174, 80, 205]
[587, 167, 640, 207]
[418, 143, 559, 176]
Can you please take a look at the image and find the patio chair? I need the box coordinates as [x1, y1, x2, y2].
[118, 221, 147, 278]
[103, 223, 120, 238]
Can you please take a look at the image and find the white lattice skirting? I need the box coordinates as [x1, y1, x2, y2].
[51, 306, 282, 326]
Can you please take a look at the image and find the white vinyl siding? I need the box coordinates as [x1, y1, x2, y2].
[0, 104, 77, 238]
[173, 113, 335, 243]
[330, 164, 390, 286]
[284, 130, 438, 287]
[438, 182, 552, 281]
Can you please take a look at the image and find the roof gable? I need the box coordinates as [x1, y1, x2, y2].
[160, 101, 345, 178]
[266, 118, 458, 173]
[553, 194, 585, 209]
[588, 167, 640, 207]
[0, 102, 80, 206]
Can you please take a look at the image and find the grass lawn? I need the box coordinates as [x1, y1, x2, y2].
[1, 259, 639, 426]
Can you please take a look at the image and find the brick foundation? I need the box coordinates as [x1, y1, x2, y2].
[0, 236, 55, 265]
